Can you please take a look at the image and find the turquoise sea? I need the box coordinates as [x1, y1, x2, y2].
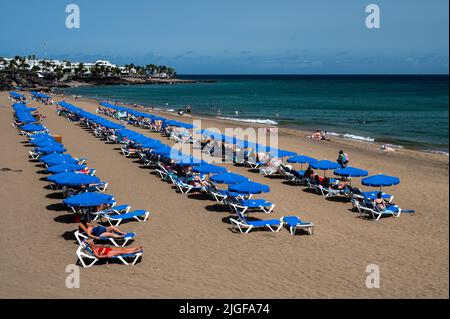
[64, 75, 449, 153]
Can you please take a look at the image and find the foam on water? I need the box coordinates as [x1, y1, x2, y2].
[327, 132, 375, 143]
[218, 117, 279, 125]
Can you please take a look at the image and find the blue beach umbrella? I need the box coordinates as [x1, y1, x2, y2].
[15, 114, 36, 124]
[311, 160, 340, 176]
[150, 116, 166, 121]
[63, 192, 115, 207]
[31, 139, 59, 147]
[167, 151, 186, 161]
[139, 139, 162, 149]
[50, 172, 100, 186]
[177, 156, 203, 166]
[151, 145, 172, 156]
[192, 164, 227, 175]
[210, 172, 249, 185]
[20, 124, 47, 132]
[47, 163, 87, 174]
[198, 130, 224, 140]
[13, 104, 36, 112]
[40, 153, 73, 162]
[43, 157, 79, 167]
[287, 154, 318, 171]
[287, 155, 318, 165]
[47, 171, 76, 183]
[30, 133, 52, 141]
[362, 174, 400, 190]
[229, 181, 270, 194]
[311, 160, 341, 170]
[270, 149, 297, 158]
[334, 167, 369, 178]
[36, 145, 67, 154]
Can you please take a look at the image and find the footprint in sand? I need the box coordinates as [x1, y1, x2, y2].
[0, 168, 23, 173]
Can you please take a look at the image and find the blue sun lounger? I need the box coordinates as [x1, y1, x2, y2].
[101, 209, 150, 226]
[173, 178, 204, 194]
[74, 230, 136, 247]
[282, 216, 314, 235]
[92, 204, 131, 221]
[76, 240, 143, 268]
[358, 201, 402, 221]
[229, 211, 284, 234]
[207, 187, 248, 203]
[228, 198, 275, 214]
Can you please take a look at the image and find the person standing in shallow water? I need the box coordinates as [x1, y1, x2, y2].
[337, 150, 349, 168]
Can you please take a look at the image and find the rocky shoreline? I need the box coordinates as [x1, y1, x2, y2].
[0, 71, 216, 91]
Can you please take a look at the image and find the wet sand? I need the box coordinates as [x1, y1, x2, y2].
[0, 91, 448, 298]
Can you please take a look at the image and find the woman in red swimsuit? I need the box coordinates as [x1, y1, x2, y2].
[87, 240, 143, 258]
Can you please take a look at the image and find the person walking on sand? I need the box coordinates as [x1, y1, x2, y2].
[337, 150, 349, 168]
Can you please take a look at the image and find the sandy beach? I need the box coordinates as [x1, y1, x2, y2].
[0, 91, 448, 298]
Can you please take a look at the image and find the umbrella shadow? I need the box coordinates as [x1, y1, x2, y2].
[46, 203, 68, 212]
[54, 213, 77, 224]
[221, 216, 232, 224]
[138, 165, 153, 170]
[264, 175, 284, 180]
[187, 193, 211, 201]
[281, 180, 303, 187]
[205, 204, 230, 213]
[326, 197, 351, 203]
[61, 230, 77, 242]
[302, 188, 318, 194]
[45, 192, 65, 200]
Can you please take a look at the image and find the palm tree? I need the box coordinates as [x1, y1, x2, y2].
[145, 64, 157, 76]
[111, 67, 121, 76]
[18, 60, 29, 71]
[75, 63, 85, 75]
[167, 67, 176, 78]
[6, 59, 17, 71]
[54, 65, 64, 79]
[31, 65, 41, 72]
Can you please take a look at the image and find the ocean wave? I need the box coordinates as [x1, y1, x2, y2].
[382, 143, 404, 149]
[218, 117, 279, 125]
[327, 132, 375, 142]
[425, 150, 449, 156]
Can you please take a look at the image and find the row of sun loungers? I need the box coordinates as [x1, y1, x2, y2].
[10, 95, 149, 267]
[96, 101, 406, 221]
[58, 101, 315, 236]
[252, 157, 404, 221]
[67, 99, 410, 223]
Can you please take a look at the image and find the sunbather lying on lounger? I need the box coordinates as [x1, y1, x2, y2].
[307, 130, 330, 140]
[372, 192, 396, 212]
[186, 175, 210, 188]
[86, 240, 143, 258]
[304, 166, 316, 179]
[330, 179, 350, 191]
[79, 221, 127, 240]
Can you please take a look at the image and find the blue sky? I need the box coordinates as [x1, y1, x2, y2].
[0, 0, 448, 74]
